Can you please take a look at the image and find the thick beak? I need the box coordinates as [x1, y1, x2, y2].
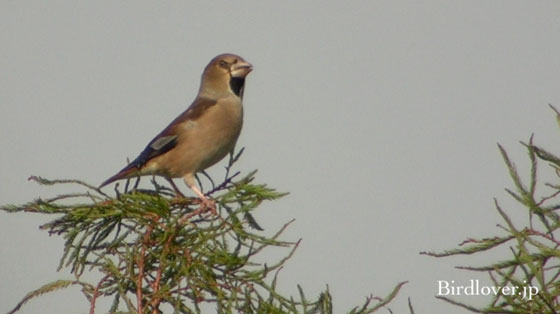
[230, 61, 253, 78]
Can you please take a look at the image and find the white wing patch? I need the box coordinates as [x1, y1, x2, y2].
[150, 135, 177, 150]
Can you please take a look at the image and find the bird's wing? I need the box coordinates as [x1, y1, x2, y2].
[99, 97, 218, 187]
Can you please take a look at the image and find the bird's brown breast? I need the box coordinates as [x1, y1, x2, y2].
[144, 95, 243, 178]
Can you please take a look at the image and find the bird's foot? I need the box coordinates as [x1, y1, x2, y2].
[199, 198, 217, 215]
[177, 197, 217, 225]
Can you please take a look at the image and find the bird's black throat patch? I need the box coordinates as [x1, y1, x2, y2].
[230, 77, 245, 97]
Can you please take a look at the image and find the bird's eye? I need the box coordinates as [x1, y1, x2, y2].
[219, 60, 228, 68]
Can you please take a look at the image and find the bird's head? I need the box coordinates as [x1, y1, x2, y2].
[199, 53, 252, 98]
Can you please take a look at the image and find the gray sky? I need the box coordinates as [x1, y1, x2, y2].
[2, 1, 560, 313]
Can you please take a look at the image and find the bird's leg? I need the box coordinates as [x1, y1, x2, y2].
[190, 185, 217, 214]
[184, 177, 216, 214]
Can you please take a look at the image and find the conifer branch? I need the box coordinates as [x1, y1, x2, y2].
[425, 106, 560, 312]
[3, 154, 406, 313]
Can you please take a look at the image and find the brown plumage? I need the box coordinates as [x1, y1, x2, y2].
[99, 53, 252, 204]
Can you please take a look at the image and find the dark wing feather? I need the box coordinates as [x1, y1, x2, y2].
[99, 97, 217, 188]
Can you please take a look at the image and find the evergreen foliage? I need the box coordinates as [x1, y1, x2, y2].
[2, 152, 406, 314]
[422, 106, 560, 313]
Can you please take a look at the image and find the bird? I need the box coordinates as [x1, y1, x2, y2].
[99, 53, 253, 207]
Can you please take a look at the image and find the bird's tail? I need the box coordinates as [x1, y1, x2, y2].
[99, 163, 139, 189]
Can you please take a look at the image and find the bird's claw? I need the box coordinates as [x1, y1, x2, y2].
[200, 198, 217, 215]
